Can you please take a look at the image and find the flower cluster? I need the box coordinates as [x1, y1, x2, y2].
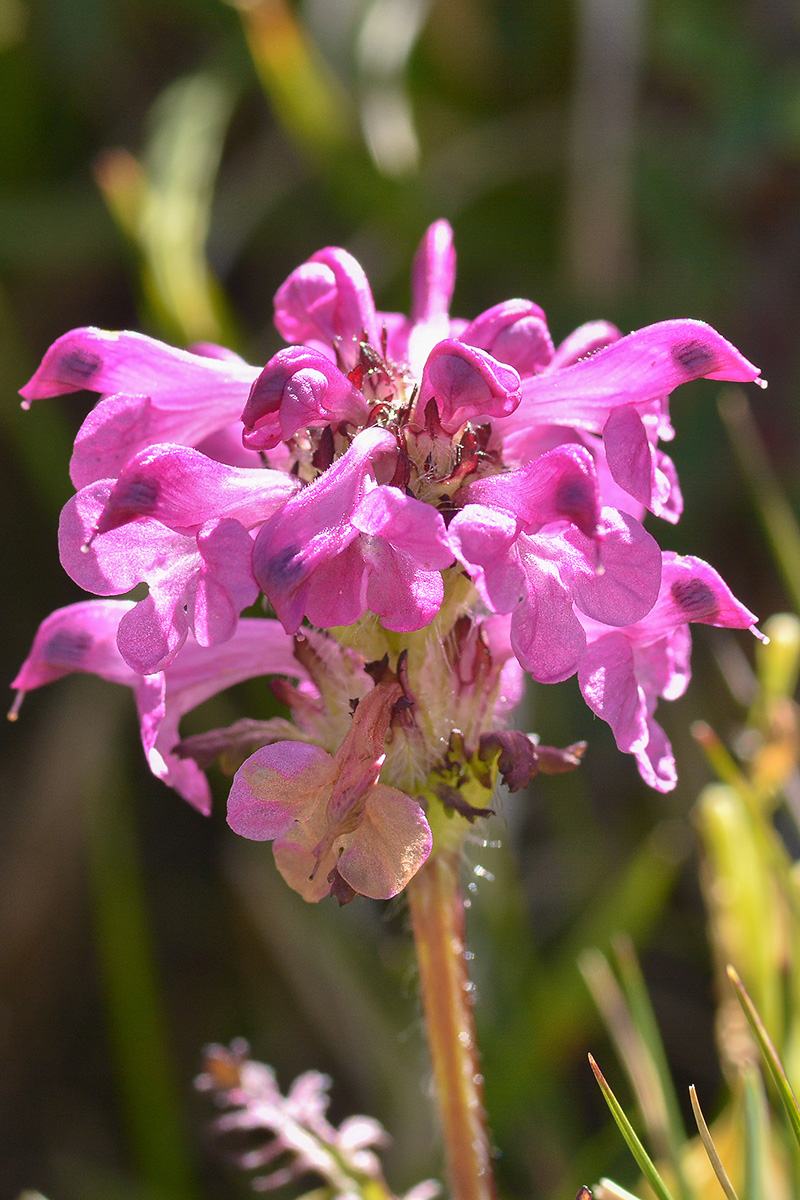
[196, 1040, 438, 1200]
[12, 221, 762, 901]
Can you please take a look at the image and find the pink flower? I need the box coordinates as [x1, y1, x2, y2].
[20, 329, 259, 487]
[15, 215, 765, 882]
[11, 602, 308, 814]
[253, 427, 454, 634]
[228, 675, 432, 901]
[577, 553, 761, 790]
[57, 446, 298, 672]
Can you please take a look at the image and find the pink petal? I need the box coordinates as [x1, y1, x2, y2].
[578, 631, 648, 754]
[410, 220, 456, 323]
[337, 785, 432, 899]
[69, 393, 255, 489]
[509, 549, 587, 683]
[550, 320, 621, 369]
[448, 503, 524, 613]
[519, 319, 761, 431]
[228, 742, 334, 840]
[636, 718, 678, 792]
[94, 444, 298, 535]
[362, 540, 445, 631]
[351, 486, 454, 569]
[463, 443, 600, 537]
[11, 600, 138, 698]
[461, 299, 553, 376]
[566, 508, 662, 626]
[241, 347, 369, 451]
[412, 340, 522, 433]
[253, 427, 397, 632]
[273, 247, 379, 367]
[602, 404, 653, 508]
[20, 326, 257, 408]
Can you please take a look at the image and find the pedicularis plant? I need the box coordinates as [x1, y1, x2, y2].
[12, 221, 764, 1200]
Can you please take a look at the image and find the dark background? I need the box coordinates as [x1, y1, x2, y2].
[2, 1, 799, 1197]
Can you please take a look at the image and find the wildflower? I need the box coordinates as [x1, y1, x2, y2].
[13, 220, 764, 901]
[196, 1040, 439, 1200]
[10, 601, 309, 813]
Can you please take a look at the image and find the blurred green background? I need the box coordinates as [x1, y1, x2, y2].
[2, 1, 800, 1198]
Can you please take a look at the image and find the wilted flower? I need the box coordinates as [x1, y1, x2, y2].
[13, 220, 763, 901]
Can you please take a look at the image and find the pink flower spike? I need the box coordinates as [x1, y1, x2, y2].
[93, 444, 299, 536]
[411, 340, 522, 433]
[273, 247, 380, 368]
[241, 347, 370, 452]
[461, 300, 554, 377]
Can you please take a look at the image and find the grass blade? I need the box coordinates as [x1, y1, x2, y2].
[588, 1054, 675, 1200]
[728, 965, 800, 1149]
[688, 1085, 740, 1200]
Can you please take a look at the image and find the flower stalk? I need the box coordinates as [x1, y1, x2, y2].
[407, 850, 496, 1200]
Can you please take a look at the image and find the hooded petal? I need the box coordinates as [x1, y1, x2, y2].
[274, 247, 379, 367]
[241, 347, 370, 452]
[411, 340, 521, 433]
[461, 299, 554, 377]
[21, 326, 257, 407]
[93, 444, 298, 535]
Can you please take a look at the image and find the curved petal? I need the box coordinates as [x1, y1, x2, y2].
[20, 326, 257, 407]
[461, 299, 553, 377]
[337, 786, 432, 899]
[228, 741, 334, 840]
[94, 444, 297, 535]
[412, 340, 521, 433]
[242, 347, 369, 451]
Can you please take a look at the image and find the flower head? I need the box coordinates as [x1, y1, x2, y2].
[13, 221, 763, 900]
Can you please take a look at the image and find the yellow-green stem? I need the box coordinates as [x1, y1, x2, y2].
[407, 851, 496, 1200]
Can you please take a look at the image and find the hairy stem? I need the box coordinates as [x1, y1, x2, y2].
[407, 850, 496, 1200]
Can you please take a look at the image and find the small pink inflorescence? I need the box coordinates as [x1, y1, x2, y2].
[12, 220, 764, 901]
